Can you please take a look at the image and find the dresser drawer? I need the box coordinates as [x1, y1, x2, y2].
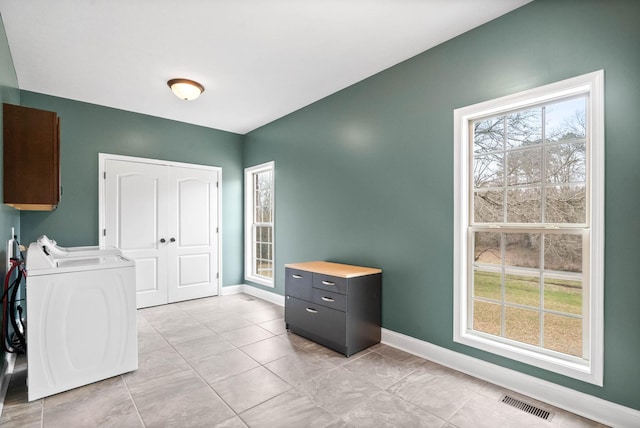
[312, 273, 347, 294]
[285, 296, 346, 346]
[312, 288, 347, 312]
[285, 268, 312, 300]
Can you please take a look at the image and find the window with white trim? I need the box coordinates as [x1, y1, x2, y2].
[453, 71, 604, 385]
[245, 161, 275, 287]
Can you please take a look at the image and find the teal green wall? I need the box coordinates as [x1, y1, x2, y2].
[19, 92, 244, 285]
[0, 13, 21, 364]
[243, 0, 640, 410]
[0, 14, 20, 243]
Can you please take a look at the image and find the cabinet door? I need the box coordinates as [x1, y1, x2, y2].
[166, 166, 219, 303]
[104, 160, 169, 308]
[3, 103, 60, 210]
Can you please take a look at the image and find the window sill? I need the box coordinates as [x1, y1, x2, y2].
[454, 329, 602, 386]
[245, 275, 274, 288]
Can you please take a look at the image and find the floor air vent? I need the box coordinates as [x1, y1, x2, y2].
[500, 395, 552, 420]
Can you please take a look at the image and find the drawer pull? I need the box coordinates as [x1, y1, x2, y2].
[321, 296, 335, 302]
[321, 280, 335, 286]
[292, 274, 303, 279]
[305, 307, 318, 314]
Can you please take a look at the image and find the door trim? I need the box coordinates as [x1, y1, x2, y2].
[98, 153, 223, 298]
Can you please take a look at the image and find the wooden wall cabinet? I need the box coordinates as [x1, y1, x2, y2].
[285, 261, 382, 357]
[3, 103, 60, 210]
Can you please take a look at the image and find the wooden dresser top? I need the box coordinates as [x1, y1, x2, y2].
[285, 261, 381, 278]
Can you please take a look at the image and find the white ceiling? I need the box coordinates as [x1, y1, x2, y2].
[0, 0, 531, 135]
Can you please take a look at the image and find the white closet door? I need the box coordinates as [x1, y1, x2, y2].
[104, 160, 169, 308]
[166, 166, 219, 303]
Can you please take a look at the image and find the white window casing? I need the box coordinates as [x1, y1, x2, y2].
[453, 70, 604, 385]
[244, 161, 275, 287]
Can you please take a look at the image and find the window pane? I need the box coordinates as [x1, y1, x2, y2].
[544, 185, 586, 224]
[544, 314, 582, 357]
[473, 116, 504, 154]
[505, 271, 540, 308]
[255, 190, 262, 222]
[505, 306, 539, 346]
[544, 233, 582, 315]
[506, 187, 541, 223]
[545, 142, 586, 184]
[544, 233, 582, 272]
[257, 225, 272, 243]
[545, 97, 586, 142]
[543, 276, 582, 315]
[474, 190, 503, 223]
[474, 153, 503, 188]
[474, 269, 501, 301]
[505, 233, 540, 268]
[506, 108, 542, 149]
[258, 260, 273, 278]
[474, 232, 501, 266]
[261, 243, 271, 259]
[473, 300, 501, 336]
[506, 148, 542, 186]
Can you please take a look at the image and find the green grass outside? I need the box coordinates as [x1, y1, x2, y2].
[474, 270, 581, 313]
[472, 270, 583, 356]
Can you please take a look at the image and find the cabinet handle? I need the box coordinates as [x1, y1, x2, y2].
[170, 237, 176, 242]
[292, 274, 303, 279]
[160, 238, 166, 243]
[321, 280, 335, 286]
[321, 296, 335, 302]
[305, 308, 318, 314]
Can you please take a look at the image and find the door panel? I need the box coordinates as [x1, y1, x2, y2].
[167, 166, 219, 303]
[117, 174, 159, 251]
[179, 254, 211, 286]
[133, 258, 159, 293]
[104, 160, 168, 308]
[178, 179, 210, 247]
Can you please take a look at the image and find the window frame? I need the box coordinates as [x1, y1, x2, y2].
[453, 71, 604, 385]
[244, 161, 275, 287]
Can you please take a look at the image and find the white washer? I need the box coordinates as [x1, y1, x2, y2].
[26, 239, 137, 401]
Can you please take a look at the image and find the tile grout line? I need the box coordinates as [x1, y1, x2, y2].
[140, 308, 240, 419]
[172, 300, 365, 426]
[141, 301, 289, 426]
[39, 397, 44, 428]
[120, 374, 147, 428]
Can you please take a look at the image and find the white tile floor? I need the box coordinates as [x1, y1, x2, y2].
[0, 293, 607, 427]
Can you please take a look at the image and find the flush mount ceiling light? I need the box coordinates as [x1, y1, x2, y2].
[167, 78, 205, 101]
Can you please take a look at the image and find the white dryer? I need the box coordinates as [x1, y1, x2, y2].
[26, 238, 137, 401]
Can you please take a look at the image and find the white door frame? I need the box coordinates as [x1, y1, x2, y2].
[98, 153, 223, 298]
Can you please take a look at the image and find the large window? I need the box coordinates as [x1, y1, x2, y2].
[245, 161, 275, 287]
[453, 71, 604, 385]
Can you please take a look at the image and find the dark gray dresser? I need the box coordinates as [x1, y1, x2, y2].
[284, 261, 382, 357]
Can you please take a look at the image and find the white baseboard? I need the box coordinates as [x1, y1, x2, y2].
[381, 328, 639, 428]
[0, 352, 16, 418]
[221, 284, 285, 306]
[226, 287, 638, 426]
[221, 284, 244, 296]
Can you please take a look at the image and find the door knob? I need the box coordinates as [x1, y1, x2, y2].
[170, 238, 176, 242]
[160, 238, 166, 243]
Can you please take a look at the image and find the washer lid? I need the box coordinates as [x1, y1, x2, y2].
[28, 254, 134, 276]
[36, 235, 122, 258]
